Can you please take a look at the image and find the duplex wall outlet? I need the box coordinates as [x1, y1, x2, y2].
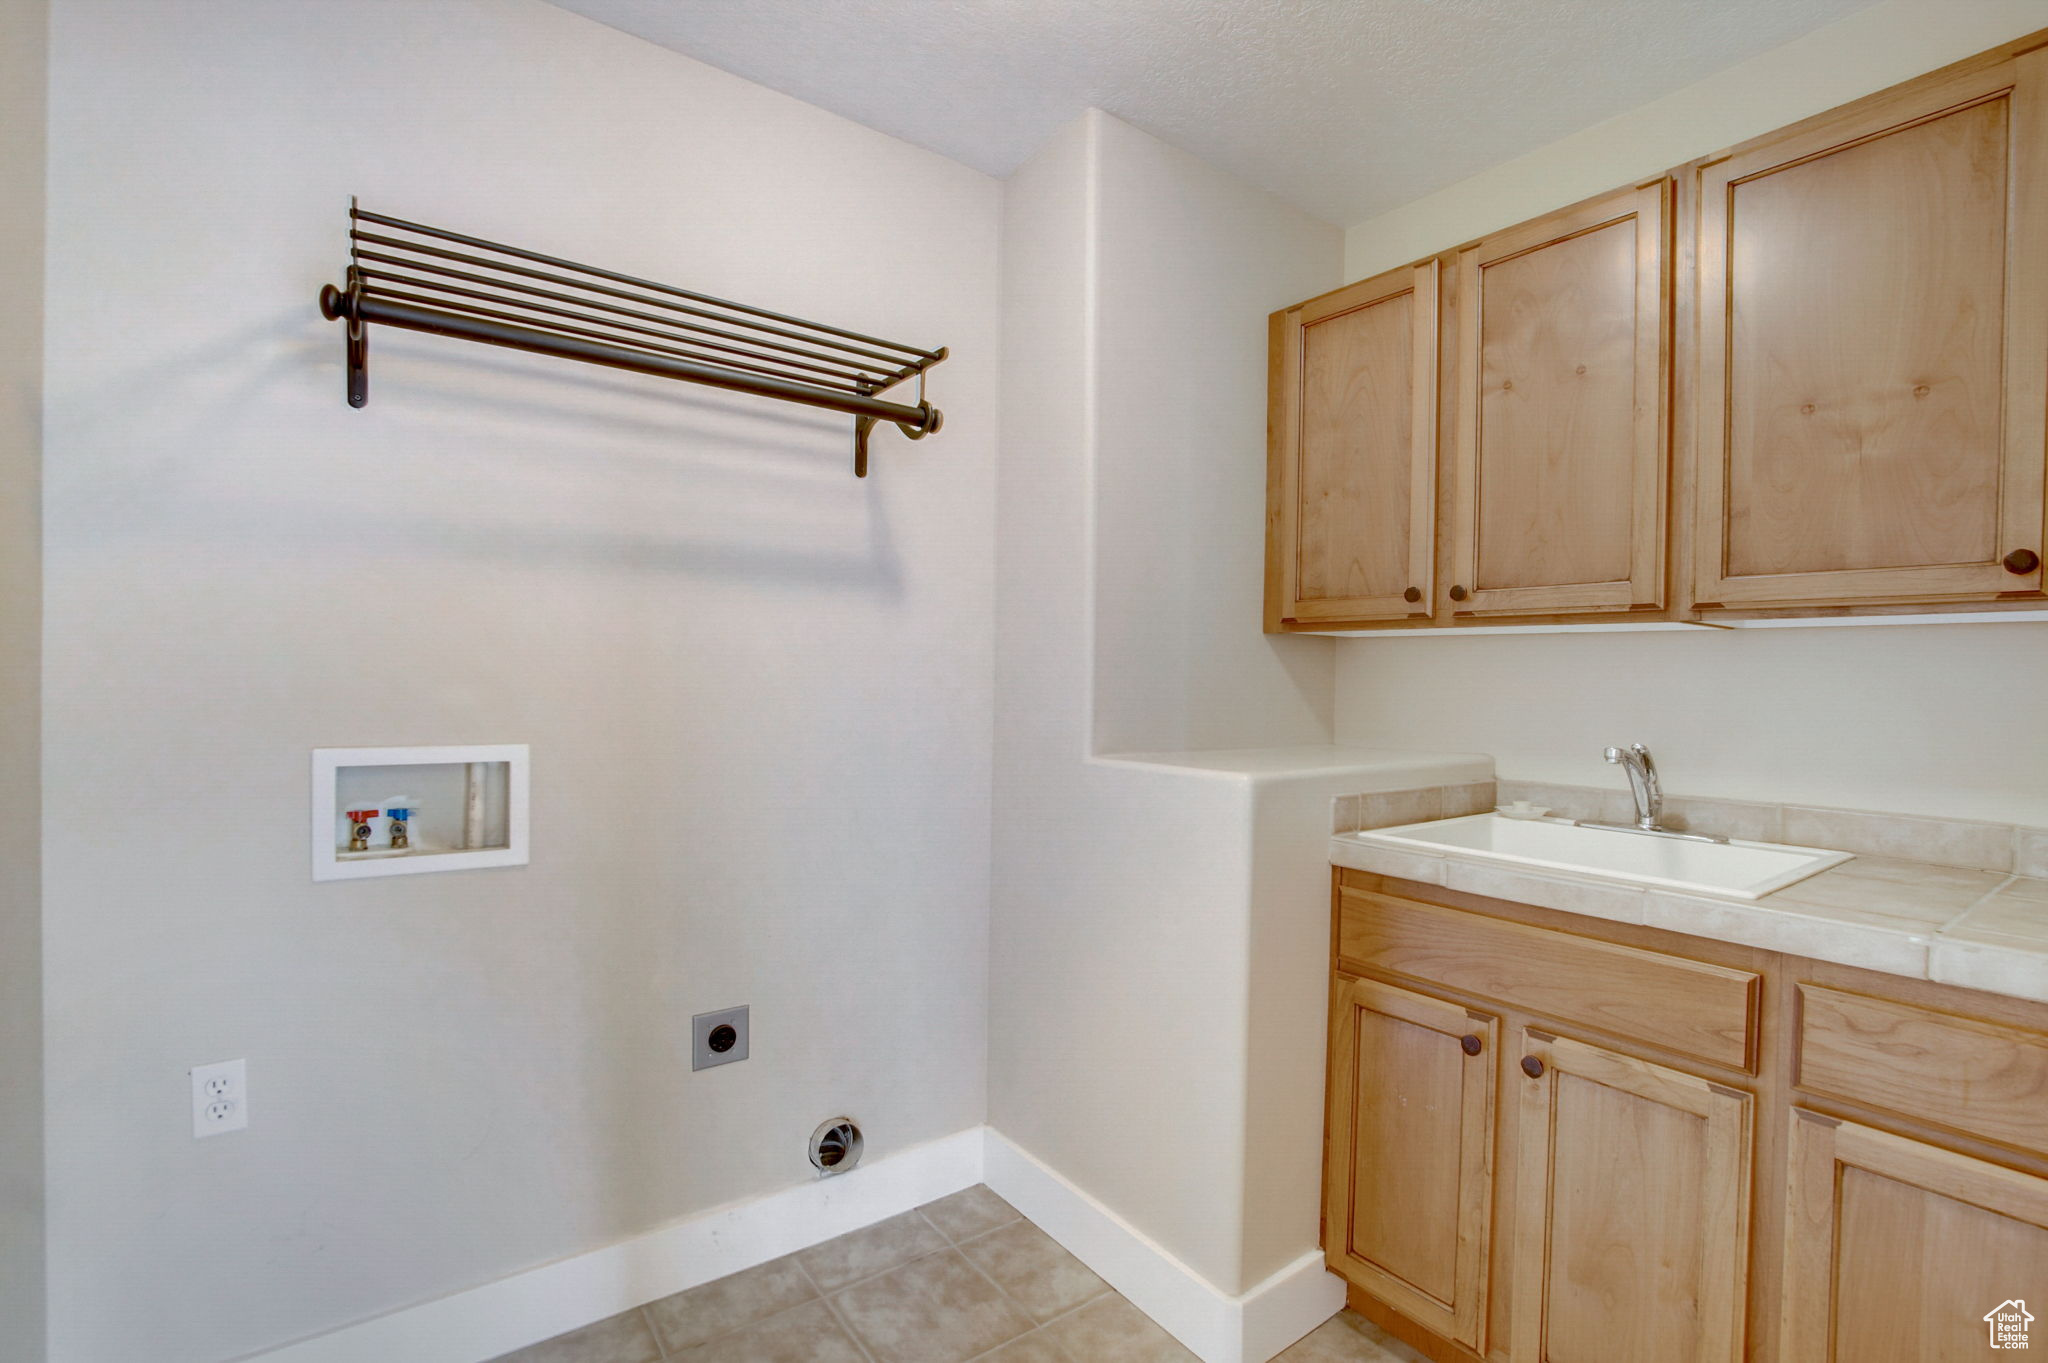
[191, 1059, 248, 1138]
[692, 1006, 749, 1071]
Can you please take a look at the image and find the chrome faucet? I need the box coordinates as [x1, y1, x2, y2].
[1605, 743, 1662, 831]
[1572, 745, 1727, 844]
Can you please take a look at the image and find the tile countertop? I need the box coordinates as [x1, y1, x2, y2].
[1330, 829, 2048, 1007]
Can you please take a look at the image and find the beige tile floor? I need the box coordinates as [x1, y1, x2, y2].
[490, 1185, 1428, 1363]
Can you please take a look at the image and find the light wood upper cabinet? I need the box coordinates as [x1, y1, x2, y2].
[1269, 262, 1439, 625]
[1324, 974, 1495, 1350]
[1269, 31, 2048, 631]
[1510, 1031, 1751, 1363]
[1693, 50, 2048, 610]
[1451, 181, 1671, 616]
[1782, 1115, 2048, 1361]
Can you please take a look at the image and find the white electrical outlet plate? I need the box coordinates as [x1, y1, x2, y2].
[191, 1058, 248, 1138]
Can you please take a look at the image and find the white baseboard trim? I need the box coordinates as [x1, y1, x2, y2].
[237, 1126, 984, 1363]
[981, 1128, 1344, 1363]
[238, 1125, 1340, 1363]
[1237, 1249, 1352, 1363]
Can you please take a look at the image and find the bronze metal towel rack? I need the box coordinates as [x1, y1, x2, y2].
[317, 200, 947, 476]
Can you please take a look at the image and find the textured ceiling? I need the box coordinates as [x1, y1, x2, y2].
[547, 0, 1878, 225]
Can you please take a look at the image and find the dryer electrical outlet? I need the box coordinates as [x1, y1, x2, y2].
[693, 1006, 750, 1071]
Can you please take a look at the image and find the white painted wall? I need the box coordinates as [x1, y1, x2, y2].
[991, 109, 1414, 1318]
[1336, 624, 2048, 826]
[40, 5, 2041, 1360]
[1090, 115, 1336, 754]
[0, 2, 47, 1360]
[1335, 0, 2048, 827]
[38, 2, 997, 1359]
[994, 111, 1257, 1294]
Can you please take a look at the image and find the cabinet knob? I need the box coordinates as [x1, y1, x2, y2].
[1403, 586, 1422, 603]
[1520, 1055, 1545, 1078]
[1460, 1033, 1483, 1056]
[2004, 549, 2040, 575]
[1449, 585, 1469, 602]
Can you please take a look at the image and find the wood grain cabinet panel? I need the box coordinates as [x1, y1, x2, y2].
[1327, 865, 2048, 1362]
[1797, 985, 2048, 1158]
[1783, 1114, 2048, 1361]
[1511, 1032, 1751, 1363]
[1338, 889, 1757, 1070]
[1324, 974, 1496, 1350]
[1694, 52, 2048, 610]
[1451, 181, 1671, 616]
[1269, 261, 1440, 624]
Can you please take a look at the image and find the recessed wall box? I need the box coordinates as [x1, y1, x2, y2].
[312, 744, 529, 881]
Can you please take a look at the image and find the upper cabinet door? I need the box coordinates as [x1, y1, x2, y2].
[1694, 52, 2048, 609]
[1269, 261, 1440, 625]
[1448, 181, 1671, 617]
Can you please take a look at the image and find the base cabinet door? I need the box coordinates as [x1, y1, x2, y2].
[1783, 1113, 2048, 1361]
[1510, 1032, 1752, 1363]
[1325, 974, 1496, 1350]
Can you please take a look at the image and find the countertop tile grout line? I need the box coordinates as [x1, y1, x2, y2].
[1352, 839, 2030, 922]
[1935, 873, 2021, 934]
[1938, 929, 2048, 956]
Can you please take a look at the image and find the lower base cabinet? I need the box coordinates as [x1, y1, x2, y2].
[1783, 1115, 2048, 1361]
[1325, 975, 1496, 1349]
[1327, 875, 2048, 1363]
[1511, 1032, 1750, 1363]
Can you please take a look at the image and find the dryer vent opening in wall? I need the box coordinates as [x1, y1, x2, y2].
[810, 1118, 863, 1176]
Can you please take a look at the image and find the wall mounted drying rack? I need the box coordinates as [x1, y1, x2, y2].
[318, 201, 947, 476]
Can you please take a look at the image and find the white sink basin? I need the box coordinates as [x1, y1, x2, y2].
[1351, 813, 1852, 900]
